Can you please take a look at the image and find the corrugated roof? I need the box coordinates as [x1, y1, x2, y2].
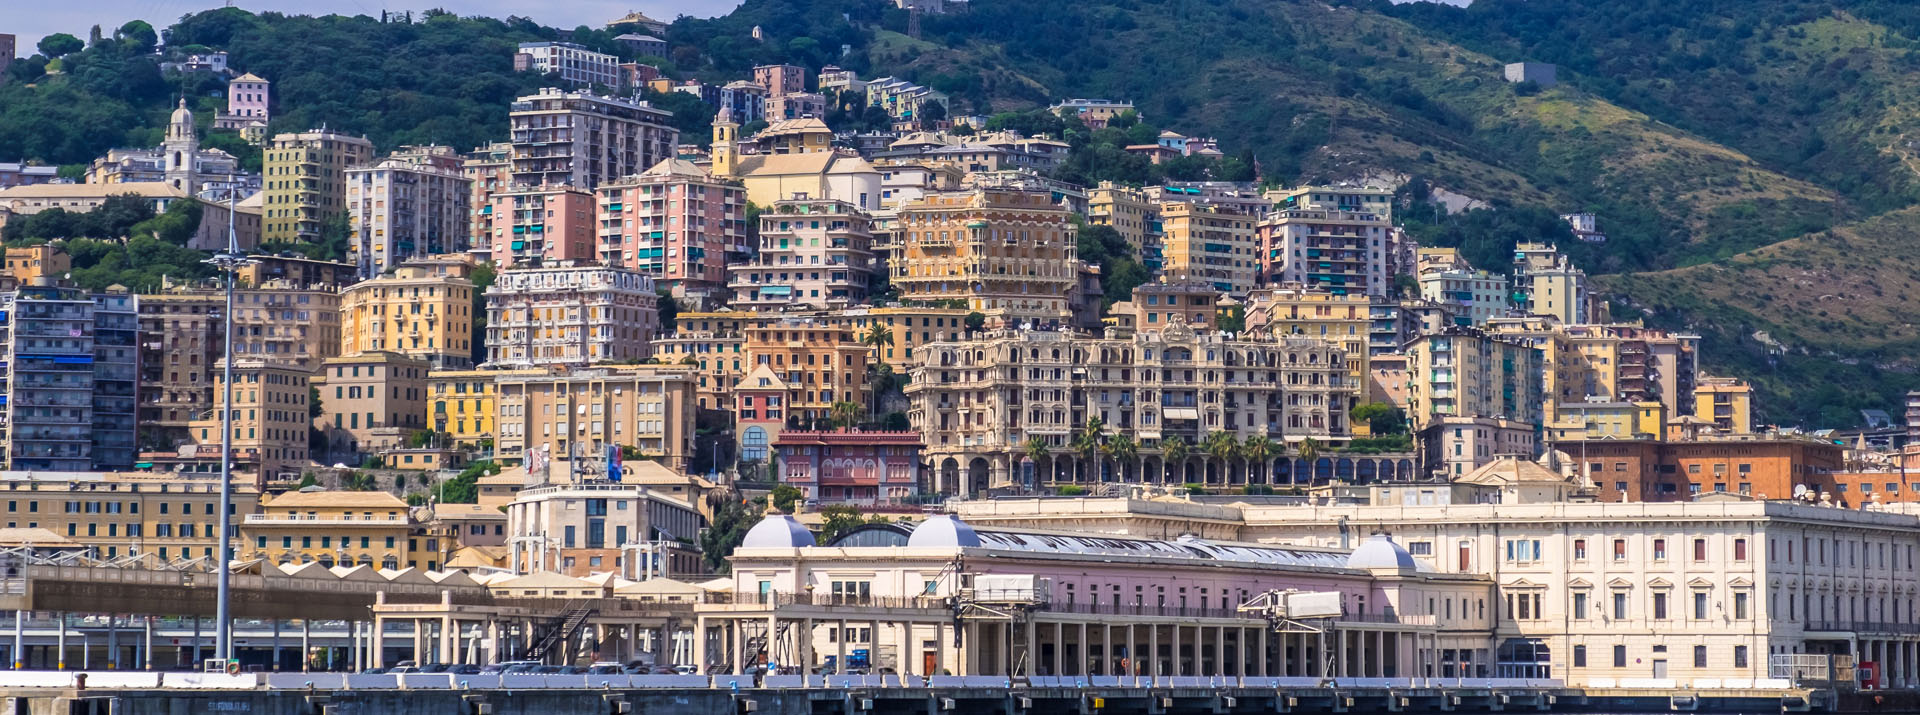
[263, 491, 408, 509]
[972, 529, 1352, 569]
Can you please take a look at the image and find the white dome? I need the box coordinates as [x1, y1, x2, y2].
[171, 98, 194, 126]
[1346, 534, 1417, 571]
[907, 514, 982, 548]
[741, 515, 815, 549]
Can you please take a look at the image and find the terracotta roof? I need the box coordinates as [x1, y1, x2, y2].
[0, 182, 187, 200]
[0, 527, 75, 546]
[433, 503, 505, 520]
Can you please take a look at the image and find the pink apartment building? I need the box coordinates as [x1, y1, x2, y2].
[227, 73, 271, 120]
[596, 159, 747, 304]
[485, 185, 595, 267]
[752, 64, 806, 98]
[774, 430, 926, 505]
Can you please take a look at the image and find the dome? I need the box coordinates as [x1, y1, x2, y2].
[741, 514, 815, 549]
[907, 514, 982, 548]
[1346, 534, 1417, 571]
[171, 98, 194, 126]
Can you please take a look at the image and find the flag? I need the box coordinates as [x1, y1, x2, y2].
[606, 445, 623, 483]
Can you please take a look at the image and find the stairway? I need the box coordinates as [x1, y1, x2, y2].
[525, 607, 595, 662]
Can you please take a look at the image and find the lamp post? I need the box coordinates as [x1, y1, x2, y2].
[203, 181, 256, 665]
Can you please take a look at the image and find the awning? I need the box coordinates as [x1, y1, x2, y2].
[1165, 408, 1200, 420]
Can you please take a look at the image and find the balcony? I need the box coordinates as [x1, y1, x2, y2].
[242, 514, 409, 526]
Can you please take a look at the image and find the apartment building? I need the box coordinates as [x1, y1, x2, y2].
[1265, 185, 1395, 222]
[508, 88, 678, 190]
[136, 289, 223, 445]
[1256, 203, 1392, 297]
[237, 255, 357, 292]
[1694, 375, 1754, 434]
[429, 368, 541, 448]
[463, 142, 513, 257]
[753, 64, 806, 98]
[314, 352, 430, 459]
[1110, 280, 1222, 333]
[1555, 433, 1844, 503]
[650, 327, 747, 411]
[894, 187, 1077, 326]
[1512, 242, 1588, 325]
[226, 73, 270, 122]
[0, 283, 140, 471]
[483, 264, 660, 367]
[905, 325, 1354, 495]
[1419, 259, 1511, 327]
[1087, 181, 1162, 268]
[339, 257, 479, 369]
[732, 319, 872, 459]
[493, 366, 699, 472]
[484, 184, 595, 266]
[773, 430, 926, 505]
[345, 145, 473, 278]
[1243, 284, 1372, 409]
[838, 305, 975, 372]
[262, 129, 375, 242]
[1048, 98, 1137, 128]
[595, 159, 748, 303]
[863, 76, 948, 120]
[1161, 203, 1259, 295]
[0, 471, 260, 563]
[1404, 326, 1545, 433]
[514, 42, 621, 88]
[1423, 415, 1541, 478]
[241, 490, 414, 569]
[730, 196, 876, 311]
[188, 359, 314, 479]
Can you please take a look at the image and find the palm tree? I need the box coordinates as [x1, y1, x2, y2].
[1161, 435, 1190, 484]
[1072, 416, 1107, 483]
[1202, 431, 1239, 485]
[1295, 437, 1323, 484]
[860, 325, 895, 417]
[1023, 436, 1052, 486]
[1103, 433, 1138, 483]
[1242, 435, 1276, 485]
[828, 401, 862, 432]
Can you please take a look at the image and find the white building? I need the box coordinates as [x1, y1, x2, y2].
[509, 88, 679, 191]
[515, 42, 622, 88]
[346, 146, 474, 278]
[483, 263, 661, 367]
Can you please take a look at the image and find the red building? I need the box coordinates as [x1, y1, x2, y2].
[774, 430, 925, 506]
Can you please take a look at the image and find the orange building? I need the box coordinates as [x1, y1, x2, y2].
[484, 185, 595, 267]
[1557, 435, 1843, 503]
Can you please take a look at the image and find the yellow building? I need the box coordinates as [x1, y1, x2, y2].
[839, 305, 972, 371]
[1087, 181, 1159, 266]
[1548, 399, 1666, 441]
[1694, 375, 1754, 434]
[894, 187, 1077, 325]
[0, 472, 260, 563]
[752, 117, 835, 154]
[1161, 202, 1258, 296]
[3, 244, 68, 283]
[1244, 284, 1372, 408]
[189, 359, 316, 480]
[262, 129, 375, 242]
[740, 317, 870, 425]
[241, 490, 415, 569]
[1512, 242, 1588, 325]
[651, 329, 746, 411]
[339, 256, 479, 370]
[428, 368, 542, 447]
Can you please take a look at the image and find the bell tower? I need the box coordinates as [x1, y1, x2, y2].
[164, 97, 199, 194]
[712, 106, 739, 177]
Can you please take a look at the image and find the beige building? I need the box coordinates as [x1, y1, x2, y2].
[483, 264, 660, 367]
[1244, 284, 1374, 410]
[429, 368, 542, 447]
[1512, 243, 1588, 325]
[241, 490, 416, 569]
[504, 461, 705, 577]
[508, 88, 678, 191]
[314, 352, 431, 459]
[340, 256, 479, 369]
[0, 470, 260, 563]
[906, 324, 1354, 495]
[262, 129, 376, 242]
[1256, 201, 1392, 298]
[730, 196, 877, 310]
[1108, 280, 1221, 333]
[1405, 326, 1546, 433]
[136, 288, 224, 443]
[494, 366, 699, 472]
[894, 187, 1077, 326]
[1087, 181, 1161, 265]
[1694, 375, 1754, 434]
[188, 359, 315, 479]
[1161, 203, 1259, 296]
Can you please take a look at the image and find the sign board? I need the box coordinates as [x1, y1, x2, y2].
[1279, 591, 1343, 619]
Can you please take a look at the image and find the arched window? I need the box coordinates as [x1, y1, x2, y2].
[743, 426, 769, 462]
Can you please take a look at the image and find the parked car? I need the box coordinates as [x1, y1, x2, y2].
[491, 661, 543, 674]
[387, 661, 421, 675]
[673, 665, 699, 675]
[419, 663, 452, 674]
[558, 665, 589, 675]
[646, 665, 679, 675]
[447, 664, 481, 675]
[361, 668, 388, 675]
[587, 663, 624, 675]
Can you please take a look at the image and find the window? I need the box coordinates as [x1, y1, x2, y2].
[1573, 592, 1588, 619]
[1613, 645, 1627, 668]
[1573, 645, 1587, 668]
[1734, 646, 1749, 669]
[1653, 539, 1667, 560]
[1734, 538, 1748, 561]
[1693, 591, 1708, 619]
[1653, 592, 1669, 620]
[1613, 591, 1628, 618]
[1612, 539, 1626, 561]
[1573, 539, 1587, 560]
[1505, 539, 1543, 563]
[1734, 592, 1750, 620]
[1694, 645, 1708, 669]
[1693, 538, 1707, 561]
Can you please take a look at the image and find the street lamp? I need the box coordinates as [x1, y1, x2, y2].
[203, 181, 257, 665]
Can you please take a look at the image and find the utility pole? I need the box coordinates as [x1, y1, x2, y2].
[203, 177, 255, 666]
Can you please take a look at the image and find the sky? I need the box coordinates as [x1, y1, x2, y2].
[7, 0, 743, 53]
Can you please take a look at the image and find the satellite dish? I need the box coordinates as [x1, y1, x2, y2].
[1792, 484, 1809, 498]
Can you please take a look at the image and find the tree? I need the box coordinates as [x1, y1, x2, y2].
[699, 497, 756, 574]
[433, 461, 496, 504]
[964, 312, 986, 333]
[861, 324, 895, 415]
[296, 473, 318, 489]
[1295, 438, 1323, 483]
[343, 472, 377, 491]
[1350, 403, 1407, 435]
[770, 484, 803, 513]
[406, 430, 436, 448]
[1072, 416, 1106, 482]
[1202, 431, 1239, 485]
[1241, 435, 1275, 484]
[1161, 435, 1190, 484]
[818, 505, 885, 543]
[38, 34, 83, 58]
[469, 262, 496, 366]
[1023, 436, 1052, 485]
[1102, 433, 1137, 483]
[657, 290, 681, 331]
[116, 21, 159, 53]
[828, 400, 862, 431]
[1056, 485, 1087, 496]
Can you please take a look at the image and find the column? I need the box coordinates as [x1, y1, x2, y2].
[836, 619, 847, 674]
[442, 616, 455, 666]
[371, 615, 386, 669]
[270, 619, 282, 672]
[1148, 624, 1159, 681]
[1052, 622, 1063, 676]
[1258, 627, 1268, 677]
[301, 620, 312, 672]
[143, 616, 154, 671]
[12, 610, 22, 670]
[730, 620, 744, 676]
[191, 616, 202, 669]
[1078, 622, 1088, 677]
[1126, 624, 1137, 678]
[1171, 624, 1181, 677]
[107, 616, 118, 670]
[692, 621, 708, 675]
[1214, 626, 1224, 678]
[55, 613, 66, 670]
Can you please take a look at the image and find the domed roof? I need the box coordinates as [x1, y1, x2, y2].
[1346, 534, 1417, 571]
[907, 514, 982, 548]
[171, 98, 194, 126]
[741, 514, 815, 549]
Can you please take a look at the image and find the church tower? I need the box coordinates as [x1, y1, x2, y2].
[164, 98, 199, 194]
[711, 106, 739, 178]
